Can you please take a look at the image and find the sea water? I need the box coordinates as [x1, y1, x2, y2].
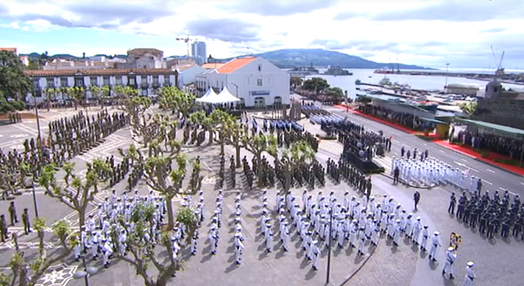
[304, 69, 524, 99]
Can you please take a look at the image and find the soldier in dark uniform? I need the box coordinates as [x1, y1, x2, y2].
[448, 193, 457, 214]
[456, 194, 466, 221]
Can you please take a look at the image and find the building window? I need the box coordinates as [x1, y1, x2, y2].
[90, 77, 97, 86]
[129, 78, 136, 85]
[33, 80, 39, 89]
[103, 77, 110, 86]
[142, 89, 148, 96]
[46, 78, 55, 88]
[153, 76, 159, 84]
[257, 79, 262, 86]
[75, 79, 83, 87]
[60, 78, 68, 87]
[116, 77, 123, 86]
[258, 64, 262, 72]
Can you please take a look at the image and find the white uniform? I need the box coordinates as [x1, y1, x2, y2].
[420, 228, 429, 250]
[429, 233, 441, 260]
[442, 248, 456, 277]
[464, 266, 476, 286]
[311, 242, 320, 270]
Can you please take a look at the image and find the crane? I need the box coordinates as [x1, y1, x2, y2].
[176, 35, 193, 58]
[496, 51, 505, 75]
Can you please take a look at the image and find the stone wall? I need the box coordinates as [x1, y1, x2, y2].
[474, 98, 524, 129]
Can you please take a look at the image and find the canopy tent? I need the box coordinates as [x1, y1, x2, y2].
[196, 88, 219, 102]
[454, 118, 524, 139]
[205, 87, 241, 104]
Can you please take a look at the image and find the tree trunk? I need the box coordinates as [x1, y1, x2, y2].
[208, 129, 214, 146]
[38, 230, 45, 255]
[220, 138, 225, 155]
[78, 206, 86, 228]
[284, 165, 291, 193]
[47, 99, 50, 112]
[166, 194, 175, 230]
[235, 145, 241, 168]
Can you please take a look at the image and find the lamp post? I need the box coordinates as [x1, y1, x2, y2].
[326, 207, 334, 284]
[73, 255, 98, 286]
[31, 175, 39, 218]
[444, 63, 450, 89]
[229, 81, 240, 110]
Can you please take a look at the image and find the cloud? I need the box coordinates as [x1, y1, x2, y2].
[371, 0, 524, 22]
[0, 0, 176, 29]
[310, 39, 447, 53]
[218, 0, 339, 16]
[333, 11, 361, 21]
[479, 27, 506, 33]
[184, 18, 261, 43]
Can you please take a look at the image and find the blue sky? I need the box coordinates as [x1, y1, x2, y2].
[1, 0, 523, 70]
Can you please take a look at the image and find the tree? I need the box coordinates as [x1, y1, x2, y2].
[0, 50, 32, 101]
[43, 88, 57, 111]
[38, 159, 111, 227]
[280, 140, 316, 192]
[119, 138, 187, 230]
[115, 202, 179, 286]
[65, 86, 85, 110]
[290, 76, 303, 88]
[242, 134, 277, 177]
[189, 110, 225, 146]
[326, 87, 344, 98]
[158, 87, 196, 119]
[118, 93, 158, 146]
[227, 120, 246, 168]
[0, 219, 74, 286]
[89, 85, 110, 109]
[459, 101, 478, 117]
[302, 77, 329, 92]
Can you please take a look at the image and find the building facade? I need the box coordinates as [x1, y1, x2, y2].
[177, 65, 205, 89]
[191, 42, 207, 65]
[195, 57, 290, 108]
[43, 59, 115, 70]
[24, 68, 178, 102]
[117, 48, 166, 69]
[473, 79, 524, 129]
[445, 83, 480, 96]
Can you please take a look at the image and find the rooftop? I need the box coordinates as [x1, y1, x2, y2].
[201, 63, 224, 69]
[0, 48, 17, 53]
[128, 48, 163, 56]
[216, 57, 257, 74]
[24, 68, 177, 77]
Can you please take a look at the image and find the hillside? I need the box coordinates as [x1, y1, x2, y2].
[220, 49, 433, 70]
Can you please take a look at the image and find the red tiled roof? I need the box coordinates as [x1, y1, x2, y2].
[0, 48, 17, 53]
[201, 63, 224, 69]
[24, 68, 177, 77]
[217, 57, 256, 74]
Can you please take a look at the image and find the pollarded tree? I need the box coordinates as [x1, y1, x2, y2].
[38, 159, 111, 227]
[89, 85, 110, 109]
[280, 140, 316, 193]
[0, 219, 74, 286]
[119, 138, 187, 230]
[65, 86, 85, 110]
[115, 202, 179, 286]
[242, 133, 278, 176]
[226, 119, 246, 168]
[158, 86, 196, 119]
[43, 88, 57, 111]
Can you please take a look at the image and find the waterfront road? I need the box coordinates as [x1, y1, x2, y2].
[322, 105, 524, 198]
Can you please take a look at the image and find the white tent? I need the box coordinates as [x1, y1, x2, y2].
[208, 87, 241, 104]
[196, 88, 218, 103]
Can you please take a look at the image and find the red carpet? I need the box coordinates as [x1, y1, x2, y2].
[333, 105, 417, 134]
[435, 140, 524, 176]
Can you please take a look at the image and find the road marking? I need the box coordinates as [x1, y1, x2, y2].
[487, 169, 495, 173]
[483, 180, 493, 185]
[392, 139, 400, 144]
[453, 161, 479, 172]
[520, 182, 524, 186]
[423, 143, 427, 146]
[440, 150, 445, 153]
[461, 159, 467, 162]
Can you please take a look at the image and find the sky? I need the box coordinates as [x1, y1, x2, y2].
[0, 0, 523, 70]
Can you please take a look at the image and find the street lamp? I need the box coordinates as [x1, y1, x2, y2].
[73, 255, 98, 286]
[229, 82, 241, 110]
[30, 82, 43, 149]
[326, 208, 334, 284]
[31, 176, 39, 218]
[444, 63, 450, 89]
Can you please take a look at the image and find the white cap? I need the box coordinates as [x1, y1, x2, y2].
[434, 231, 439, 235]
[467, 261, 475, 267]
[448, 246, 454, 251]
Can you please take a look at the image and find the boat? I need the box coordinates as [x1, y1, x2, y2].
[323, 66, 353, 76]
[374, 67, 394, 74]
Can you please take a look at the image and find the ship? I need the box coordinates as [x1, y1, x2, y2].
[323, 66, 353, 76]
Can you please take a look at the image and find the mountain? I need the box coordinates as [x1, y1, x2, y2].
[219, 49, 433, 70]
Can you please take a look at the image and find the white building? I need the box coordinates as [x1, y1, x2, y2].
[117, 48, 166, 69]
[177, 65, 205, 89]
[195, 57, 290, 108]
[43, 59, 115, 70]
[191, 41, 207, 65]
[445, 83, 480, 96]
[24, 68, 178, 102]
